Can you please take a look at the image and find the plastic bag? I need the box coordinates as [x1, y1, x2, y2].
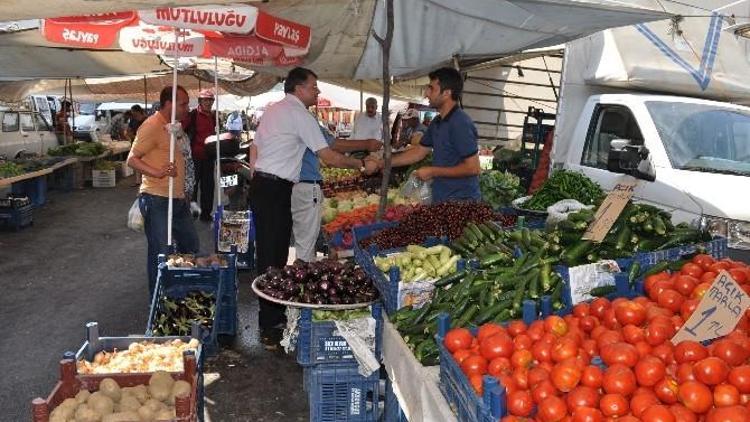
[546, 199, 593, 228]
[400, 171, 432, 204]
[127, 198, 144, 232]
[335, 316, 380, 376]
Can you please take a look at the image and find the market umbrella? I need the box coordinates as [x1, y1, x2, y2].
[41, 5, 311, 245]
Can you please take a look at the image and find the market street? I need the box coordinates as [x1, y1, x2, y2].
[0, 177, 308, 421]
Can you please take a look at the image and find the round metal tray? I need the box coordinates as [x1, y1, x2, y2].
[251, 275, 375, 310]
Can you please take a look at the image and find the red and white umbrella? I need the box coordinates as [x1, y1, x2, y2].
[41, 5, 311, 245]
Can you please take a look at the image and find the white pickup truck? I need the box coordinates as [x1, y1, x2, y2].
[551, 3, 750, 259]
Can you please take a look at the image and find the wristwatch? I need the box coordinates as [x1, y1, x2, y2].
[359, 159, 366, 173]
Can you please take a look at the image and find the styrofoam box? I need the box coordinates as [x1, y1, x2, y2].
[92, 169, 116, 188]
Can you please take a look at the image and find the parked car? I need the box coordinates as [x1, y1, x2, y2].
[0, 110, 58, 158]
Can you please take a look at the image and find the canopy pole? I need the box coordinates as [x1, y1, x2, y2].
[167, 28, 179, 247]
[143, 75, 148, 109]
[373, 0, 394, 220]
[359, 80, 364, 112]
[214, 56, 222, 212]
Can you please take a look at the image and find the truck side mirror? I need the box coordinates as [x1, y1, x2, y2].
[607, 139, 656, 182]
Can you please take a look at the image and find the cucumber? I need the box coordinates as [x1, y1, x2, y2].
[467, 223, 485, 242]
[434, 270, 466, 287]
[628, 261, 641, 286]
[562, 240, 594, 266]
[477, 223, 497, 241]
[480, 253, 510, 268]
[590, 285, 616, 297]
[653, 215, 667, 236]
[454, 304, 480, 328]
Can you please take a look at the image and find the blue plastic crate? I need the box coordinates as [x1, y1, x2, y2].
[297, 304, 383, 366]
[146, 260, 232, 357]
[306, 363, 381, 422]
[352, 222, 399, 269]
[68, 321, 205, 422]
[155, 253, 238, 336]
[634, 236, 727, 267]
[435, 315, 507, 422]
[384, 377, 408, 422]
[0, 202, 33, 230]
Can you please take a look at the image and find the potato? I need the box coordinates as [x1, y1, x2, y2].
[119, 394, 141, 413]
[168, 380, 192, 405]
[154, 407, 175, 421]
[136, 405, 155, 422]
[75, 404, 102, 422]
[87, 391, 114, 415]
[76, 390, 92, 404]
[102, 411, 140, 422]
[148, 372, 173, 402]
[60, 397, 79, 410]
[129, 385, 149, 404]
[49, 403, 75, 422]
[142, 399, 165, 413]
[99, 378, 122, 402]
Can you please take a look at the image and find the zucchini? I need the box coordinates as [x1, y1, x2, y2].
[562, 240, 594, 266]
[480, 253, 509, 268]
[454, 304, 480, 328]
[653, 215, 667, 236]
[467, 223, 485, 242]
[434, 270, 466, 287]
[477, 223, 497, 241]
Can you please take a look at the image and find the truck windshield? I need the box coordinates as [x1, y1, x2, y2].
[646, 101, 750, 176]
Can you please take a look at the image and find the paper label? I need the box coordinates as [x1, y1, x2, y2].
[672, 271, 750, 344]
[582, 178, 637, 242]
[568, 260, 621, 305]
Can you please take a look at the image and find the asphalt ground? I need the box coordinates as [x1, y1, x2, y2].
[0, 177, 307, 421]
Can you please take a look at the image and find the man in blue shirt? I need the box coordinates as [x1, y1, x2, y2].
[291, 125, 381, 262]
[369, 67, 481, 203]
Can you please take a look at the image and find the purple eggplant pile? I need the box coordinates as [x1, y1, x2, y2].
[257, 259, 379, 305]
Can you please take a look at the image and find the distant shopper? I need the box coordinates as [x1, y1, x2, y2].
[351, 97, 383, 142]
[55, 100, 73, 144]
[423, 113, 434, 127]
[225, 110, 243, 137]
[397, 108, 427, 149]
[109, 111, 130, 141]
[368, 68, 481, 203]
[127, 85, 199, 300]
[182, 89, 217, 222]
[127, 105, 148, 186]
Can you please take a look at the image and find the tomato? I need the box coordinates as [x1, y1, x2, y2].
[700, 271, 718, 285]
[581, 365, 603, 389]
[590, 297, 611, 319]
[657, 289, 684, 313]
[551, 338, 579, 363]
[571, 406, 604, 422]
[532, 341, 553, 363]
[714, 382, 741, 407]
[573, 303, 591, 318]
[477, 323, 504, 342]
[681, 262, 704, 279]
[551, 362, 582, 392]
[596, 330, 623, 349]
[630, 392, 660, 418]
[527, 320, 545, 341]
[582, 339, 598, 359]
[649, 280, 673, 302]
[488, 357, 512, 377]
[496, 373, 518, 395]
[728, 365, 750, 393]
[692, 253, 716, 269]
[461, 355, 488, 377]
[579, 316, 599, 333]
[640, 404, 675, 422]
[645, 321, 673, 346]
[567, 385, 600, 409]
[614, 301, 647, 326]
[601, 308, 619, 330]
[678, 380, 713, 414]
[602, 364, 637, 396]
[599, 393, 629, 417]
[600, 342, 639, 368]
[621, 324, 645, 344]
[512, 366, 529, 390]
[545, 315, 569, 337]
[712, 339, 748, 367]
[480, 333, 514, 360]
[507, 320, 527, 337]
[645, 272, 670, 294]
[693, 356, 730, 385]
[673, 275, 699, 297]
[729, 268, 748, 284]
[469, 373, 483, 395]
[634, 356, 666, 387]
[507, 389, 534, 416]
[651, 343, 673, 364]
[528, 366, 550, 387]
[676, 362, 697, 384]
[444, 328, 473, 353]
[674, 340, 709, 364]
[692, 282, 712, 299]
[680, 298, 699, 321]
[532, 379, 559, 404]
[705, 405, 750, 422]
[511, 349, 533, 369]
[453, 349, 474, 364]
[669, 403, 697, 422]
[709, 261, 731, 273]
[654, 376, 679, 404]
[513, 333, 533, 351]
[538, 395, 568, 422]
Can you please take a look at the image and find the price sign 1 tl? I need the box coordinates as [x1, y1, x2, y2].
[672, 270, 750, 344]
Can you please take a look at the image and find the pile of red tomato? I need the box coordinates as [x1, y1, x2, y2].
[442, 254, 750, 421]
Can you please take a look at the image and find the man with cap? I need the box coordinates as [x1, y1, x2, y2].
[182, 89, 217, 222]
[398, 108, 428, 150]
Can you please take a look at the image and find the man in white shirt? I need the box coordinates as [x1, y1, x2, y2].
[250, 67, 375, 334]
[351, 97, 383, 142]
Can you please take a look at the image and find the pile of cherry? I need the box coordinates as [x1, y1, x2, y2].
[442, 254, 750, 421]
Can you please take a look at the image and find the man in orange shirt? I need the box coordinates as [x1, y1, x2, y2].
[127, 86, 199, 298]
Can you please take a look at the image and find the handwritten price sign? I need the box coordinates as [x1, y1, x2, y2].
[582, 178, 637, 242]
[672, 270, 750, 344]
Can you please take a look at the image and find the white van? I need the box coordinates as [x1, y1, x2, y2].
[0, 110, 58, 158]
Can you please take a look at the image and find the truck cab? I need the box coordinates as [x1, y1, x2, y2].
[559, 93, 750, 255]
[0, 110, 58, 158]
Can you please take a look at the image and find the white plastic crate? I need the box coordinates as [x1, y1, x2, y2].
[117, 161, 134, 178]
[92, 169, 116, 188]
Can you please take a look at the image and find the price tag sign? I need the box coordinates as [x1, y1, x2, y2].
[672, 271, 750, 344]
[220, 174, 238, 187]
[581, 177, 637, 242]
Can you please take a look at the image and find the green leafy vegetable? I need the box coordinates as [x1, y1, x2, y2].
[479, 170, 522, 209]
[524, 170, 604, 211]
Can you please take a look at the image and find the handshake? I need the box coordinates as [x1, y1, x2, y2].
[363, 156, 381, 176]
